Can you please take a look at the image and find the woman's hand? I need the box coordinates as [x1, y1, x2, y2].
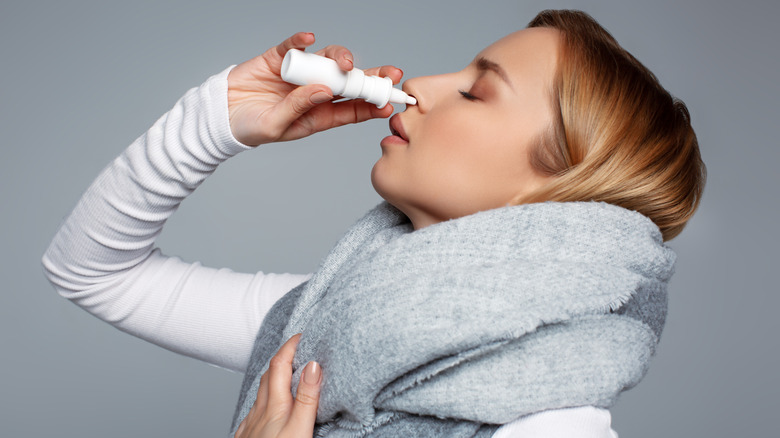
[234, 334, 322, 438]
[228, 32, 404, 146]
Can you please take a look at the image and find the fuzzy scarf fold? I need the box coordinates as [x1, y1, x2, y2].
[230, 201, 675, 437]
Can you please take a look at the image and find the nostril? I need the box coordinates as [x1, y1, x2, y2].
[401, 80, 423, 110]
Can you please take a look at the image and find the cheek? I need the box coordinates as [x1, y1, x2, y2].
[418, 110, 484, 159]
[420, 110, 519, 181]
[370, 111, 476, 212]
[371, 104, 542, 216]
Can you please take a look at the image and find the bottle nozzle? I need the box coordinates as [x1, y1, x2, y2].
[389, 88, 416, 106]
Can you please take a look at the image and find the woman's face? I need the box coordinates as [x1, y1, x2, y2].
[371, 27, 560, 229]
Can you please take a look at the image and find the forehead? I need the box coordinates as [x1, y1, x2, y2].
[475, 27, 560, 89]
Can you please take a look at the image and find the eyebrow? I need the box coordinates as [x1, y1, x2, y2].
[475, 56, 513, 89]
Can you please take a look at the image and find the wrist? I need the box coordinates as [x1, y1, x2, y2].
[208, 65, 256, 152]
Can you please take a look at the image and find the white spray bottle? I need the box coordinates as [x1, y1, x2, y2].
[281, 49, 416, 108]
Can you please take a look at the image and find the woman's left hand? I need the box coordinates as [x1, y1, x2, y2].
[235, 334, 322, 438]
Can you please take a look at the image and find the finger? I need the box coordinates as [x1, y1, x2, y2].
[253, 371, 270, 414]
[261, 84, 334, 139]
[280, 98, 394, 140]
[363, 65, 405, 85]
[327, 99, 395, 126]
[234, 418, 245, 438]
[315, 44, 354, 71]
[266, 334, 302, 407]
[285, 361, 322, 435]
[274, 32, 316, 59]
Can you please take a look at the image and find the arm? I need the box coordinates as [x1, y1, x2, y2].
[42, 65, 310, 372]
[42, 33, 402, 373]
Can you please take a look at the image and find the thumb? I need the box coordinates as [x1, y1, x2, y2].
[285, 361, 322, 434]
[265, 84, 333, 136]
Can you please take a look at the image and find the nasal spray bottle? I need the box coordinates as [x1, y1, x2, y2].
[281, 49, 416, 108]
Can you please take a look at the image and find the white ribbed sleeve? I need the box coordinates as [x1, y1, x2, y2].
[41, 66, 309, 373]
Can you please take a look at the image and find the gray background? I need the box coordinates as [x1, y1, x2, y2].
[1, 0, 777, 436]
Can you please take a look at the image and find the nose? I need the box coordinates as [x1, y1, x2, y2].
[402, 73, 454, 113]
[401, 77, 422, 111]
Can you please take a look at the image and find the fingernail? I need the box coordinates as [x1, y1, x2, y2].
[310, 91, 332, 104]
[303, 361, 321, 384]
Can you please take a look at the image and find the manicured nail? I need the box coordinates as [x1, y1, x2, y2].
[311, 91, 332, 104]
[344, 54, 354, 69]
[303, 361, 321, 384]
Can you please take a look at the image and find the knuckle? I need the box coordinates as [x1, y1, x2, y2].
[290, 97, 310, 116]
[348, 104, 360, 125]
[265, 404, 290, 422]
[269, 355, 289, 370]
[295, 390, 319, 407]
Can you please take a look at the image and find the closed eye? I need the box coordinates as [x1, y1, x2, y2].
[459, 90, 478, 101]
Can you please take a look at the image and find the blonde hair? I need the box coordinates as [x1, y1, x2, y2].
[517, 10, 706, 241]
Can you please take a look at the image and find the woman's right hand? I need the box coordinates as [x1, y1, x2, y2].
[234, 334, 322, 438]
[227, 32, 404, 146]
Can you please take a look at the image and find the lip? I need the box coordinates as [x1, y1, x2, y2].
[388, 114, 409, 142]
[380, 114, 409, 148]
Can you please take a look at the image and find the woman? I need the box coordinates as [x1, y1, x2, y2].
[43, 9, 704, 438]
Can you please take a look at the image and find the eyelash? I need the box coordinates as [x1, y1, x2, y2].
[459, 90, 478, 101]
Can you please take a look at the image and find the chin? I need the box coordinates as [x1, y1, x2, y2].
[370, 160, 392, 203]
[370, 160, 407, 212]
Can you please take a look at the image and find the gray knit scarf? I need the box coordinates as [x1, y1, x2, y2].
[229, 201, 675, 437]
